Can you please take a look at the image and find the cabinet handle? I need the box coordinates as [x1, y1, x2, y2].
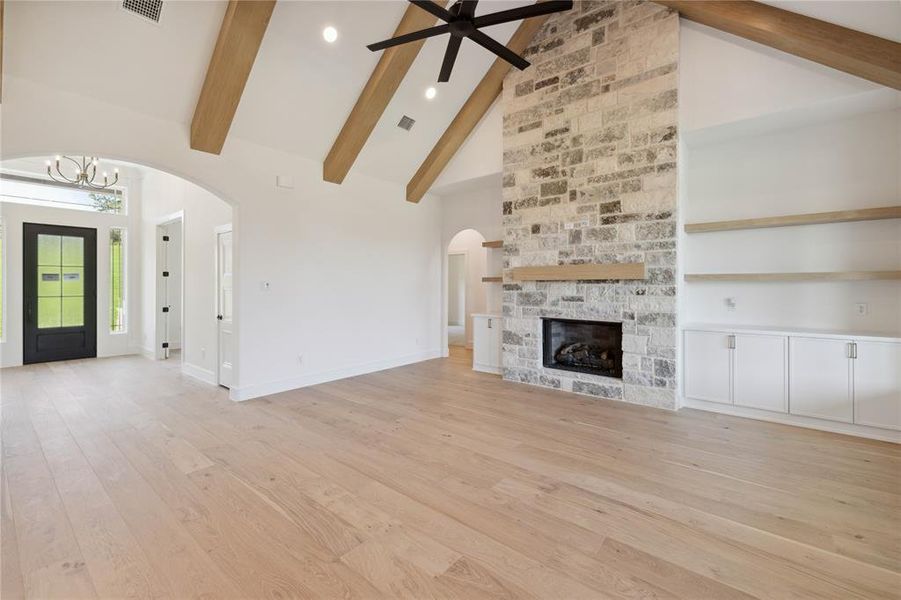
[727, 335, 735, 350]
[849, 342, 858, 359]
[488, 318, 492, 329]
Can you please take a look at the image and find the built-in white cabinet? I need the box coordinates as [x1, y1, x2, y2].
[789, 337, 853, 423]
[472, 314, 502, 374]
[684, 331, 731, 404]
[734, 334, 787, 413]
[853, 341, 901, 431]
[683, 330, 787, 412]
[684, 326, 901, 438]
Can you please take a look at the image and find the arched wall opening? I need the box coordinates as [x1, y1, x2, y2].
[446, 228, 487, 352]
[0, 155, 235, 388]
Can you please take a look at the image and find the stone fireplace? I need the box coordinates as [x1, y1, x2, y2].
[501, 1, 679, 409]
[543, 318, 622, 378]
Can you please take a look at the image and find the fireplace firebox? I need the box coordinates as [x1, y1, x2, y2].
[542, 318, 623, 378]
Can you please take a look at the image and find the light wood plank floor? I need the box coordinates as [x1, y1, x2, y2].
[2, 348, 899, 599]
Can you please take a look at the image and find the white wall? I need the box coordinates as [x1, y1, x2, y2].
[682, 107, 901, 333]
[2, 75, 443, 400]
[140, 170, 231, 380]
[447, 229, 487, 347]
[0, 172, 142, 367]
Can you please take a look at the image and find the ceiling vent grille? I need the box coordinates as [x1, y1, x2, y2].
[122, 0, 163, 24]
[397, 115, 416, 131]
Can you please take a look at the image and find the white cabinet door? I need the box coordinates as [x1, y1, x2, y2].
[472, 316, 501, 373]
[684, 331, 732, 404]
[854, 341, 901, 430]
[487, 316, 502, 370]
[472, 317, 489, 366]
[790, 337, 852, 422]
[733, 334, 787, 413]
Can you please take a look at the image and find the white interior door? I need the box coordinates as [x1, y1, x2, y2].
[217, 228, 234, 388]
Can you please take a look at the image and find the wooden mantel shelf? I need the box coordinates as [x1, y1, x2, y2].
[685, 271, 901, 282]
[482, 240, 503, 248]
[684, 206, 901, 233]
[481, 276, 503, 283]
[511, 262, 645, 282]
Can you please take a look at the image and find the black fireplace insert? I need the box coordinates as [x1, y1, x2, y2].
[542, 318, 623, 378]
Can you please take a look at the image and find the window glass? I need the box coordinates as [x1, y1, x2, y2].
[110, 228, 126, 333]
[0, 176, 126, 215]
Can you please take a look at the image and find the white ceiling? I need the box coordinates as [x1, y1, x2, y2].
[4, 1, 899, 186]
[5, 0, 528, 184]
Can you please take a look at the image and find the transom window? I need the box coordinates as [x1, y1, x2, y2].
[0, 174, 126, 215]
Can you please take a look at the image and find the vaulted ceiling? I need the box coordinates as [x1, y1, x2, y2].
[4, 0, 900, 189]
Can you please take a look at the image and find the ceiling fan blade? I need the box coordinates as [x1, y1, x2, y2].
[468, 30, 530, 70]
[458, 0, 479, 18]
[473, 0, 573, 29]
[367, 24, 451, 51]
[409, 0, 455, 23]
[438, 35, 463, 82]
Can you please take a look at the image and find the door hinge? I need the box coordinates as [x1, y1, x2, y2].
[162, 342, 169, 349]
[849, 342, 858, 359]
[162, 271, 169, 277]
[727, 334, 736, 349]
[162, 306, 169, 313]
[162, 235, 170, 242]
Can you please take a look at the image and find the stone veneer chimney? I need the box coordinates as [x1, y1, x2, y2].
[501, 0, 679, 409]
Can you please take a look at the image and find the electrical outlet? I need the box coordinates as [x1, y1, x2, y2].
[854, 303, 869, 316]
[724, 297, 737, 312]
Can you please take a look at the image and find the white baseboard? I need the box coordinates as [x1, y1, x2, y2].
[681, 397, 901, 443]
[473, 362, 502, 375]
[182, 362, 217, 386]
[229, 349, 443, 402]
[139, 346, 156, 360]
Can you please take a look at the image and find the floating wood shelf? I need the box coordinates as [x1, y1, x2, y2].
[684, 206, 901, 233]
[511, 262, 645, 282]
[482, 240, 503, 248]
[481, 276, 503, 283]
[685, 271, 901, 282]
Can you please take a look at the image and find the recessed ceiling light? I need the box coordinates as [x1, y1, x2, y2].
[425, 86, 437, 100]
[323, 26, 338, 43]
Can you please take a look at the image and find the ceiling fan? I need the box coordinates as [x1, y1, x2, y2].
[367, 0, 574, 83]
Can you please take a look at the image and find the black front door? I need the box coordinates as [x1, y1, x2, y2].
[23, 223, 97, 364]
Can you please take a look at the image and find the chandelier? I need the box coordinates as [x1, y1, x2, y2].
[46, 155, 119, 190]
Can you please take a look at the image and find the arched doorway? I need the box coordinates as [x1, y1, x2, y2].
[444, 228, 488, 356]
[0, 156, 235, 388]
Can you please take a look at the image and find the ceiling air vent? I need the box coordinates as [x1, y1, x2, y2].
[121, 0, 163, 24]
[397, 115, 416, 131]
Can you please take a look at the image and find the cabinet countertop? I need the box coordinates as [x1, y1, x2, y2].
[683, 323, 901, 343]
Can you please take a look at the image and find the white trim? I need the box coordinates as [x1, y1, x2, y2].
[681, 396, 901, 443]
[473, 362, 502, 375]
[229, 349, 443, 402]
[182, 361, 217, 385]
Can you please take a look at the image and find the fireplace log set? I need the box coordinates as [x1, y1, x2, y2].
[554, 343, 616, 372]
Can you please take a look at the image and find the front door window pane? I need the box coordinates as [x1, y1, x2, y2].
[37, 233, 85, 329]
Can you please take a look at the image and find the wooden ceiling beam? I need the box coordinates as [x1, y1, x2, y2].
[406, 11, 549, 203]
[191, 0, 276, 155]
[656, 0, 901, 90]
[323, 2, 449, 184]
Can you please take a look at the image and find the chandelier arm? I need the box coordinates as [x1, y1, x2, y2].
[52, 167, 80, 184]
